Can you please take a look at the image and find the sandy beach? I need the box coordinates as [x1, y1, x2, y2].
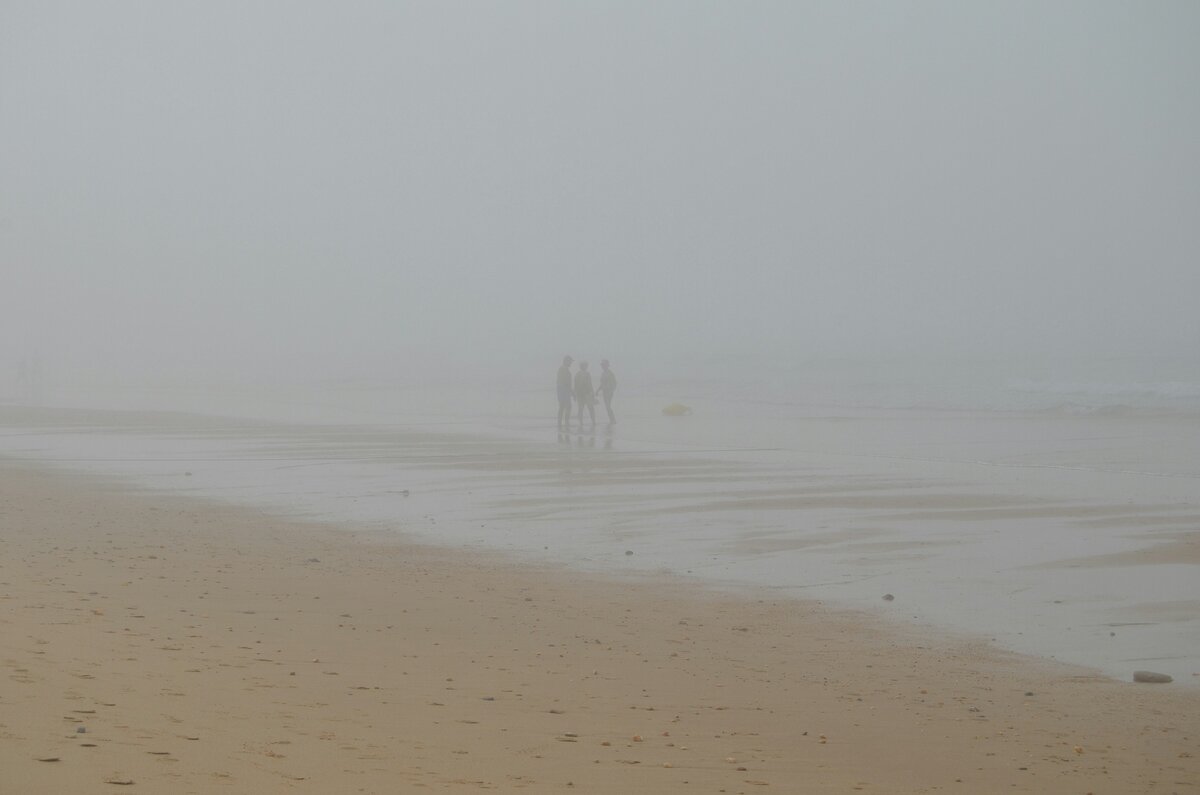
[7, 0, 1200, 790]
[2, 461, 1197, 794]
[2, 399, 1198, 687]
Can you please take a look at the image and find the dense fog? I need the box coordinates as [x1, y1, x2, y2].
[3, 1, 1198, 391]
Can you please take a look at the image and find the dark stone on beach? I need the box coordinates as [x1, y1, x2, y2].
[625, 550, 634, 556]
[1133, 670, 1173, 684]
[306, 558, 320, 563]
[882, 594, 895, 601]
[76, 726, 86, 733]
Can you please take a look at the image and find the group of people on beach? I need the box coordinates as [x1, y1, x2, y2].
[557, 356, 617, 429]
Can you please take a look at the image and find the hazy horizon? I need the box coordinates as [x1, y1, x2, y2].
[3, 2, 1198, 389]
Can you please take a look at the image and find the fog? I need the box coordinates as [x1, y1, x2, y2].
[2, 1, 1198, 391]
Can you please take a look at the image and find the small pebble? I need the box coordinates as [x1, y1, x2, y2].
[625, 550, 634, 556]
[76, 726, 86, 734]
[882, 593, 895, 601]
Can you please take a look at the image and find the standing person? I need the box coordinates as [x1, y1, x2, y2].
[596, 359, 617, 424]
[574, 361, 596, 428]
[557, 356, 574, 429]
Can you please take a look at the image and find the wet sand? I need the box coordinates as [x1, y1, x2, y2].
[2, 462, 1198, 793]
[2, 402, 1198, 683]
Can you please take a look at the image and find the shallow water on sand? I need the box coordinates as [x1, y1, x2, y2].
[1, 385, 1198, 686]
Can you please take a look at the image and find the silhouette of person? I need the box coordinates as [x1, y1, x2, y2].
[574, 361, 596, 427]
[596, 359, 617, 424]
[557, 356, 574, 429]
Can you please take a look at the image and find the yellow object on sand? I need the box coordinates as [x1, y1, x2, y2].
[662, 403, 693, 416]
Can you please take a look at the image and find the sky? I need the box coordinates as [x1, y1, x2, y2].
[2, 1, 1198, 387]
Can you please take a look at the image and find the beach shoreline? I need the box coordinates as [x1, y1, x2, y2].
[1, 461, 1197, 793]
[1, 400, 1198, 687]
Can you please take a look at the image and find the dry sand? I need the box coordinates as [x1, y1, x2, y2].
[1, 462, 1197, 794]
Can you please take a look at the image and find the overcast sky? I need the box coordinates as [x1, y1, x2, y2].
[2, 1, 1197, 385]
